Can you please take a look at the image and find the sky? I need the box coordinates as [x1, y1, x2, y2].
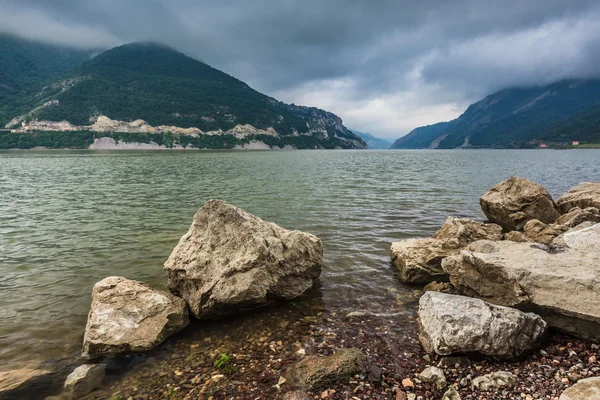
[2, 0, 600, 140]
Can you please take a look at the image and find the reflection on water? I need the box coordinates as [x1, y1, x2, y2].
[0, 149, 599, 369]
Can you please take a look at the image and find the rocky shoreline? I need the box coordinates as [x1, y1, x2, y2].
[1, 177, 599, 400]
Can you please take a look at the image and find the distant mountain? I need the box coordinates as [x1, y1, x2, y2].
[392, 80, 600, 149]
[2, 40, 366, 150]
[0, 34, 94, 126]
[350, 129, 391, 149]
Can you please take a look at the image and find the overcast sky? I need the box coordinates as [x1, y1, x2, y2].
[2, 0, 600, 140]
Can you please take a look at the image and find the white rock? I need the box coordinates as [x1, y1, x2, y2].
[442, 240, 600, 340]
[471, 371, 516, 391]
[559, 376, 600, 399]
[83, 276, 189, 358]
[564, 223, 600, 251]
[63, 364, 105, 400]
[164, 200, 322, 318]
[418, 292, 547, 359]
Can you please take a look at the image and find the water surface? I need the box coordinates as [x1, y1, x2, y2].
[0, 149, 599, 369]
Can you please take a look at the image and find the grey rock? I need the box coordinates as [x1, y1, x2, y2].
[418, 292, 547, 359]
[390, 217, 501, 283]
[443, 240, 600, 340]
[557, 182, 600, 213]
[83, 276, 189, 358]
[442, 387, 462, 400]
[63, 364, 105, 400]
[480, 176, 560, 231]
[285, 348, 365, 389]
[559, 376, 600, 399]
[417, 366, 447, 390]
[471, 371, 516, 391]
[164, 200, 322, 318]
[564, 223, 600, 251]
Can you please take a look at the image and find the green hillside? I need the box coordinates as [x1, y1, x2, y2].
[0, 34, 93, 126]
[4, 41, 365, 149]
[392, 80, 600, 149]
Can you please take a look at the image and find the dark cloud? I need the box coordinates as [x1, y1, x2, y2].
[1, 0, 599, 138]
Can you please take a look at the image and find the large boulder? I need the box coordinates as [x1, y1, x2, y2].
[390, 217, 501, 283]
[564, 223, 600, 251]
[83, 276, 189, 358]
[164, 200, 322, 318]
[560, 376, 600, 400]
[557, 182, 600, 213]
[442, 240, 600, 340]
[479, 176, 560, 231]
[418, 292, 547, 359]
[285, 348, 365, 389]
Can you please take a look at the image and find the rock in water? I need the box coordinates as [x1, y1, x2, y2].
[164, 200, 322, 318]
[418, 292, 547, 359]
[0, 368, 52, 396]
[390, 217, 501, 283]
[83, 276, 189, 358]
[471, 371, 516, 390]
[564, 223, 600, 251]
[557, 182, 600, 213]
[443, 240, 600, 340]
[560, 376, 600, 399]
[479, 176, 560, 231]
[63, 364, 105, 400]
[286, 348, 365, 389]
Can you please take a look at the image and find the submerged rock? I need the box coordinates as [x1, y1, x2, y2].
[390, 217, 501, 283]
[0, 368, 52, 396]
[63, 364, 105, 400]
[442, 240, 600, 340]
[559, 376, 600, 400]
[556, 182, 600, 213]
[479, 176, 560, 231]
[83, 276, 189, 358]
[564, 223, 600, 251]
[164, 200, 322, 318]
[471, 371, 516, 391]
[286, 348, 365, 389]
[418, 292, 547, 359]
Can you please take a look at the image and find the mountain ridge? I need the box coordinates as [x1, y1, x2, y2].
[392, 79, 600, 149]
[1, 38, 366, 149]
[350, 129, 391, 149]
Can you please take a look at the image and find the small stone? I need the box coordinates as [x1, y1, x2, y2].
[407, 394, 416, 400]
[442, 387, 461, 400]
[396, 390, 408, 400]
[278, 376, 286, 386]
[471, 371, 517, 391]
[296, 348, 306, 356]
[346, 311, 367, 318]
[590, 356, 597, 364]
[402, 378, 415, 388]
[540, 350, 549, 357]
[417, 366, 446, 390]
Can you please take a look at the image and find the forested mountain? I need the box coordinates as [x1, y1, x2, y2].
[392, 80, 600, 149]
[0, 34, 94, 126]
[350, 129, 391, 149]
[2, 40, 365, 149]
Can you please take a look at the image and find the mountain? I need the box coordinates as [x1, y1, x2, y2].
[350, 129, 391, 149]
[392, 79, 600, 149]
[0, 34, 94, 126]
[2, 41, 365, 149]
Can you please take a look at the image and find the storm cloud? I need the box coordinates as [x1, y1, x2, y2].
[2, 0, 600, 139]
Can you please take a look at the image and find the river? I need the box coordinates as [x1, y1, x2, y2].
[1, 149, 599, 373]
